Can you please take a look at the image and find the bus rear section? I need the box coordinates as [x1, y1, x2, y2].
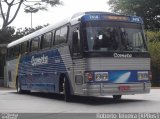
[72, 13, 151, 98]
[81, 57, 151, 97]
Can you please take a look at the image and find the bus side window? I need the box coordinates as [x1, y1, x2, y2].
[7, 48, 13, 59]
[59, 26, 68, 43]
[31, 37, 39, 52]
[54, 26, 68, 45]
[42, 32, 52, 49]
[55, 29, 60, 45]
[21, 41, 28, 54]
[52, 30, 55, 46]
[72, 28, 81, 56]
[13, 45, 20, 57]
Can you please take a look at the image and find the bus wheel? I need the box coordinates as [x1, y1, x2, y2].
[63, 77, 71, 102]
[16, 79, 23, 94]
[16, 79, 30, 94]
[113, 95, 122, 100]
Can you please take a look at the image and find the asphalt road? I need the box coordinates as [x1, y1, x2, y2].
[0, 88, 160, 113]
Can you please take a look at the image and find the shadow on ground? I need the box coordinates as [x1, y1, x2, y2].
[12, 91, 148, 105]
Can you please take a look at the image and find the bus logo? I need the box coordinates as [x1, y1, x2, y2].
[31, 55, 48, 66]
[113, 53, 132, 58]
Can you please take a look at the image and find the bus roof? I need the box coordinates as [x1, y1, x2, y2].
[7, 11, 142, 48]
[7, 18, 70, 48]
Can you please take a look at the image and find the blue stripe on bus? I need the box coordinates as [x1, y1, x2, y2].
[18, 49, 67, 92]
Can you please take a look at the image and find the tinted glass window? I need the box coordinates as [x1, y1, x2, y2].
[21, 41, 28, 54]
[55, 29, 61, 45]
[54, 26, 68, 45]
[59, 27, 68, 43]
[83, 21, 147, 52]
[7, 48, 13, 58]
[13, 45, 20, 57]
[31, 37, 39, 52]
[42, 32, 52, 49]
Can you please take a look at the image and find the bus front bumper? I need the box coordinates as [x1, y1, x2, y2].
[82, 82, 151, 96]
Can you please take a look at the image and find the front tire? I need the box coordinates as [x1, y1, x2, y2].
[16, 79, 30, 94]
[16, 79, 23, 94]
[113, 95, 122, 100]
[63, 77, 72, 102]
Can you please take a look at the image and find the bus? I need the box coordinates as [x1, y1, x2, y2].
[6, 11, 151, 101]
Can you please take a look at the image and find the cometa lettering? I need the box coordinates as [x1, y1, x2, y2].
[31, 55, 48, 66]
[113, 53, 132, 58]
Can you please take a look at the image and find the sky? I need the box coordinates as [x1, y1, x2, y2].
[2, 0, 110, 29]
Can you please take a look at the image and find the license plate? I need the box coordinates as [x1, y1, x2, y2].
[119, 86, 130, 91]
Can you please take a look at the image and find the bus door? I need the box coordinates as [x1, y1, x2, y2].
[72, 27, 84, 94]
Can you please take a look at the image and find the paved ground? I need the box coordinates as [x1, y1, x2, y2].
[0, 88, 160, 113]
[0, 88, 160, 119]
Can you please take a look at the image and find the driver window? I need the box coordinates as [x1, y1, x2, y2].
[72, 28, 81, 56]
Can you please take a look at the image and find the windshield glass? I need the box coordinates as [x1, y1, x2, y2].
[83, 21, 147, 52]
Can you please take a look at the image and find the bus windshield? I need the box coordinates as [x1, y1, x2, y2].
[83, 21, 147, 52]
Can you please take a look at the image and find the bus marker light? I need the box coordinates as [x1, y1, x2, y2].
[138, 71, 148, 80]
[95, 72, 108, 81]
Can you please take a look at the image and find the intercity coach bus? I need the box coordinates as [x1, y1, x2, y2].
[6, 11, 151, 101]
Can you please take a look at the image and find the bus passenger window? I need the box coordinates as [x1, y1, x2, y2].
[13, 45, 20, 57]
[31, 37, 39, 52]
[7, 48, 13, 59]
[59, 27, 68, 43]
[54, 26, 68, 45]
[42, 32, 52, 49]
[21, 41, 28, 54]
[55, 29, 61, 45]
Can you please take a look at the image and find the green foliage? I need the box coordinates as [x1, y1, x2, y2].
[108, 0, 160, 30]
[41, 0, 63, 7]
[0, 27, 15, 44]
[14, 24, 49, 40]
[24, 0, 62, 13]
[146, 31, 160, 42]
[0, 24, 48, 44]
[147, 31, 160, 67]
[147, 31, 160, 85]
[0, 0, 61, 30]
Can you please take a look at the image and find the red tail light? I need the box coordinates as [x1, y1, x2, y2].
[88, 73, 93, 81]
[85, 72, 93, 81]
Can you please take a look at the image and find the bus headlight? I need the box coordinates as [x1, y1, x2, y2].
[138, 71, 149, 80]
[95, 72, 108, 81]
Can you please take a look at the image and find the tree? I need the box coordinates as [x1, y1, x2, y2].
[147, 31, 160, 86]
[0, 24, 48, 44]
[14, 24, 48, 39]
[0, 26, 15, 43]
[108, 0, 160, 30]
[0, 0, 62, 30]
